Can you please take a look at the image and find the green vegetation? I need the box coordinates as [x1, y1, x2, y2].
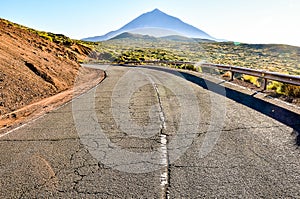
[1, 18, 96, 49]
[267, 81, 300, 97]
[115, 48, 187, 63]
[267, 81, 285, 95]
[283, 84, 300, 97]
[35, 31, 98, 49]
[38, 32, 72, 45]
[242, 75, 260, 87]
[38, 32, 53, 42]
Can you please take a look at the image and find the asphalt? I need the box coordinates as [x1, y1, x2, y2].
[0, 64, 299, 198]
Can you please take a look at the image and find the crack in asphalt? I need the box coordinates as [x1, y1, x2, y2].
[142, 71, 170, 199]
[0, 125, 285, 143]
[64, 146, 121, 197]
[0, 137, 80, 142]
[221, 125, 288, 132]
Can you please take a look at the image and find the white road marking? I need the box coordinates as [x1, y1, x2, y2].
[140, 70, 170, 199]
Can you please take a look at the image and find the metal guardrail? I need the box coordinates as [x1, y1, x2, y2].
[122, 61, 300, 89]
[199, 63, 300, 89]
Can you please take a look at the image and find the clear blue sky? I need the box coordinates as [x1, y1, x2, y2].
[1, 0, 299, 46]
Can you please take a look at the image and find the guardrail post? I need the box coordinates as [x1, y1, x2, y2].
[262, 78, 268, 90]
[230, 71, 234, 81]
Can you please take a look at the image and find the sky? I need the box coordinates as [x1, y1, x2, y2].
[0, 0, 299, 46]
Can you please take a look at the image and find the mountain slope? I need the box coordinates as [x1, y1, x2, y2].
[108, 32, 216, 43]
[0, 18, 93, 117]
[83, 9, 215, 41]
[109, 32, 158, 41]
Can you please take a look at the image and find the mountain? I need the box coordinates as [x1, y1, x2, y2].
[83, 9, 215, 41]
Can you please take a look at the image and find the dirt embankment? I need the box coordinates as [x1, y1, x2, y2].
[0, 19, 103, 129]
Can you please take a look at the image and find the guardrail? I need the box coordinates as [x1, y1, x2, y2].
[121, 60, 300, 89]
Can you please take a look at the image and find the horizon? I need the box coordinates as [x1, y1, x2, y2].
[0, 0, 300, 47]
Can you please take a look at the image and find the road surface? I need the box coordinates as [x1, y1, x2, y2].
[0, 65, 299, 198]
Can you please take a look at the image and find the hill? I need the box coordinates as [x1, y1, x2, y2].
[0, 18, 98, 122]
[108, 32, 216, 43]
[109, 32, 158, 41]
[83, 8, 215, 41]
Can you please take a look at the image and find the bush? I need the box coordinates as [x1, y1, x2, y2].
[267, 81, 284, 94]
[114, 48, 187, 64]
[282, 84, 300, 97]
[242, 75, 260, 87]
[197, 66, 203, 73]
[38, 32, 53, 42]
[267, 81, 300, 97]
[182, 64, 196, 71]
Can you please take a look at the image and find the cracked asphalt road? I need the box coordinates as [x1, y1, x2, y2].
[0, 65, 299, 198]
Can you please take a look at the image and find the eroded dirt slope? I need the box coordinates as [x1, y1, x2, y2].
[0, 19, 90, 116]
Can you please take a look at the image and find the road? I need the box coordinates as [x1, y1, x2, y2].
[0, 64, 299, 198]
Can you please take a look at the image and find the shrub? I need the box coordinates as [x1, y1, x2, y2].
[282, 84, 300, 97]
[184, 64, 196, 71]
[242, 75, 260, 87]
[41, 35, 53, 42]
[267, 81, 300, 97]
[267, 81, 284, 94]
[222, 71, 231, 78]
[196, 66, 203, 73]
[38, 32, 53, 42]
